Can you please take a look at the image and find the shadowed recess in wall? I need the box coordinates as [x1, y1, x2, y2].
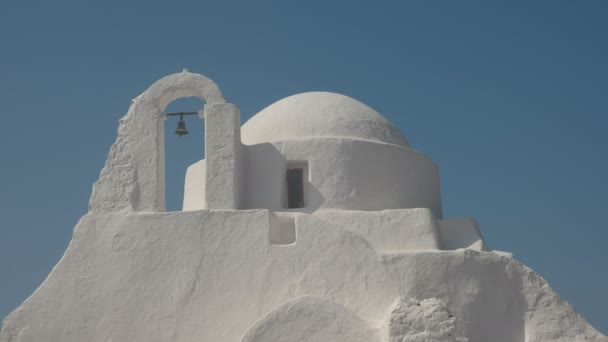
[164, 97, 205, 212]
[269, 213, 297, 245]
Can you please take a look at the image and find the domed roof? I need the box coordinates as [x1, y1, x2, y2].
[241, 92, 409, 147]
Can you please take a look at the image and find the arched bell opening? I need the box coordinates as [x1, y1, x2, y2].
[162, 96, 206, 212]
[89, 71, 232, 214]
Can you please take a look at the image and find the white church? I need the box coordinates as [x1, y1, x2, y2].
[1, 71, 606, 342]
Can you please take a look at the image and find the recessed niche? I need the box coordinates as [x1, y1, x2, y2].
[269, 214, 297, 245]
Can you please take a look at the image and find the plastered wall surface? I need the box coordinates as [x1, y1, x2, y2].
[183, 160, 205, 211]
[1, 210, 605, 342]
[184, 92, 441, 215]
[243, 138, 441, 216]
[2, 72, 606, 341]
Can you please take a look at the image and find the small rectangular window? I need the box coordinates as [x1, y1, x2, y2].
[286, 168, 304, 208]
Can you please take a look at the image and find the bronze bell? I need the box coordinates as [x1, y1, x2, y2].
[174, 115, 189, 137]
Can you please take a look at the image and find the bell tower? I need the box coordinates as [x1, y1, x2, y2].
[89, 70, 242, 213]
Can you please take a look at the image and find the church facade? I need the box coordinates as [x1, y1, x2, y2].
[1, 71, 605, 342]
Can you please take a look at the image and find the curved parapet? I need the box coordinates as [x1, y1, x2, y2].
[144, 70, 225, 109]
[240, 296, 380, 342]
[243, 137, 442, 216]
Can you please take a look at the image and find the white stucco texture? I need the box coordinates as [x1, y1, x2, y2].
[313, 208, 441, 252]
[183, 160, 205, 211]
[384, 297, 466, 341]
[241, 296, 380, 342]
[1, 210, 605, 341]
[204, 103, 243, 209]
[2, 72, 606, 341]
[438, 217, 489, 251]
[184, 91, 441, 215]
[240, 92, 409, 147]
[242, 137, 442, 216]
[89, 70, 241, 213]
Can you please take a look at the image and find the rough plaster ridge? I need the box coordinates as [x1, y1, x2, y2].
[515, 261, 608, 342]
[379, 250, 607, 341]
[89, 112, 137, 213]
[204, 102, 242, 209]
[384, 297, 467, 342]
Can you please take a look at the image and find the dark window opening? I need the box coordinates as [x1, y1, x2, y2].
[286, 168, 304, 208]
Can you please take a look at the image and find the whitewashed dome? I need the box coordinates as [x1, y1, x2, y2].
[241, 92, 409, 147]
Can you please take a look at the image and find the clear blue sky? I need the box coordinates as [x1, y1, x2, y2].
[1, 0, 606, 334]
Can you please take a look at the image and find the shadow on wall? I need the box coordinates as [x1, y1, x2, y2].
[245, 143, 324, 213]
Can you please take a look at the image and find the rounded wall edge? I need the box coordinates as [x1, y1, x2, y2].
[183, 159, 206, 211]
[241, 137, 442, 217]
